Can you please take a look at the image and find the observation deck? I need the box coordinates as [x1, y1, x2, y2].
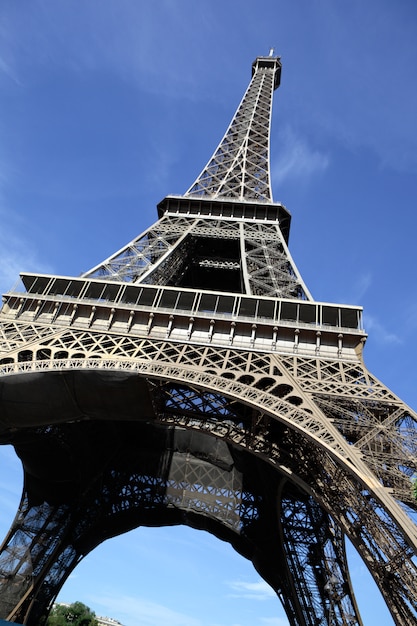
[1, 273, 365, 364]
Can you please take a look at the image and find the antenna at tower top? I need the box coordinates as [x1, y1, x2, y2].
[269, 47, 275, 56]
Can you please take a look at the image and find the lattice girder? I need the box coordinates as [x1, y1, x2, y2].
[82, 212, 310, 299]
[1, 366, 414, 623]
[1, 342, 417, 623]
[242, 221, 311, 299]
[278, 493, 362, 625]
[1, 323, 416, 510]
[83, 214, 194, 283]
[186, 56, 280, 201]
[0, 409, 364, 626]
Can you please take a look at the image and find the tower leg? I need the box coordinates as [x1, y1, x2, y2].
[0, 495, 76, 625]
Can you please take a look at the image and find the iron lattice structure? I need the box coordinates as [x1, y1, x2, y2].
[0, 54, 416, 626]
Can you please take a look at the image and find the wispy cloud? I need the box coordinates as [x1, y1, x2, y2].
[363, 313, 402, 345]
[90, 589, 288, 626]
[90, 594, 202, 626]
[0, 56, 21, 85]
[339, 271, 373, 305]
[0, 163, 51, 294]
[0, 222, 51, 294]
[0, 11, 22, 86]
[271, 126, 329, 187]
[311, 3, 417, 173]
[404, 301, 417, 333]
[0, 2, 221, 103]
[227, 579, 276, 601]
[352, 272, 373, 302]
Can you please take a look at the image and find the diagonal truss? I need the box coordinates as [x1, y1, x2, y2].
[82, 212, 311, 299]
[185, 55, 280, 201]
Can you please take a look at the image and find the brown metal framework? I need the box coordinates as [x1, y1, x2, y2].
[0, 54, 416, 626]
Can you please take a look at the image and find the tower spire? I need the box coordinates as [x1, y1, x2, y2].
[186, 55, 281, 202]
[80, 54, 309, 299]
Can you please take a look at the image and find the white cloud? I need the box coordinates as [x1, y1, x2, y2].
[0, 2, 219, 103]
[405, 304, 417, 335]
[0, 247, 26, 294]
[339, 271, 373, 306]
[352, 272, 373, 302]
[227, 579, 276, 601]
[91, 590, 289, 626]
[0, 224, 51, 295]
[0, 156, 48, 293]
[271, 126, 329, 187]
[261, 619, 289, 626]
[363, 313, 402, 345]
[90, 594, 202, 626]
[0, 167, 51, 294]
[0, 56, 20, 85]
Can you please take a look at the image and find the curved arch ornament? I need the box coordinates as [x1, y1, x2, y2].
[0, 54, 417, 626]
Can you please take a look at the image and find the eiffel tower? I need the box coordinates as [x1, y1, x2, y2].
[0, 52, 416, 626]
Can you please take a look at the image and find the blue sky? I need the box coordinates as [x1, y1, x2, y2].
[0, 1, 416, 625]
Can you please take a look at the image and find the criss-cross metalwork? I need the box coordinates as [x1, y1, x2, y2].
[185, 55, 279, 201]
[0, 54, 416, 626]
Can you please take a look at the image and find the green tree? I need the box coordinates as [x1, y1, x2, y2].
[46, 601, 99, 626]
